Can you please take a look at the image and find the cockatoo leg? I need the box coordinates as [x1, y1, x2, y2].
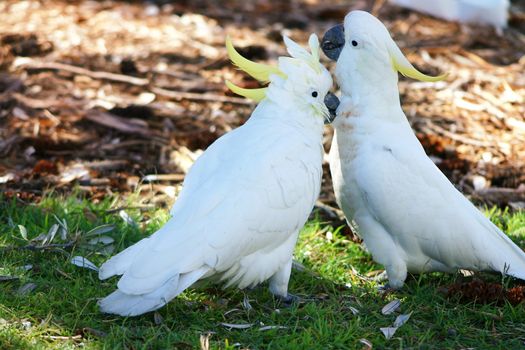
[357, 215, 408, 289]
[269, 256, 294, 301]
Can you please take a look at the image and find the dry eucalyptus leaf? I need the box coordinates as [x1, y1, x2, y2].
[119, 211, 137, 227]
[381, 299, 401, 315]
[219, 322, 254, 329]
[393, 312, 412, 328]
[70, 256, 99, 272]
[18, 225, 28, 240]
[85, 224, 115, 237]
[258, 325, 287, 331]
[348, 306, 360, 315]
[0, 276, 19, 282]
[359, 338, 373, 349]
[242, 294, 252, 311]
[88, 236, 115, 245]
[380, 326, 398, 340]
[17, 282, 37, 296]
[153, 311, 164, 325]
[43, 224, 59, 245]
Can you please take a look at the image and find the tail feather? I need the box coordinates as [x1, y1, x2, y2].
[99, 238, 151, 280]
[98, 266, 210, 316]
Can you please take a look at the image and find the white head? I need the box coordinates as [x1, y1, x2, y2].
[226, 34, 338, 124]
[321, 11, 445, 96]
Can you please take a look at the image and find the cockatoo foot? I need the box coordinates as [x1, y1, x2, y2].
[275, 293, 301, 307]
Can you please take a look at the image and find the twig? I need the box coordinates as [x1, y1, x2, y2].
[152, 87, 254, 105]
[18, 58, 149, 86]
[0, 242, 75, 254]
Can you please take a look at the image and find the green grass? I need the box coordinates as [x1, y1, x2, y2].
[0, 194, 524, 349]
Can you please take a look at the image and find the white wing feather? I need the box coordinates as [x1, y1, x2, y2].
[99, 111, 322, 315]
[352, 123, 525, 278]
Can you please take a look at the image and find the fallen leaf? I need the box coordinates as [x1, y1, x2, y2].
[18, 225, 28, 240]
[0, 276, 19, 282]
[359, 338, 373, 349]
[42, 224, 59, 245]
[393, 312, 412, 328]
[70, 256, 99, 272]
[348, 306, 360, 315]
[17, 282, 37, 296]
[119, 211, 137, 227]
[258, 325, 287, 331]
[87, 236, 114, 245]
[381, 299, 401, 315]
[380, 326, 398, 340]
[242, 294, 252, 311]
[85, 224, 115, 237]
[154, 312, 164, 325]
[219, 322, 254, 329]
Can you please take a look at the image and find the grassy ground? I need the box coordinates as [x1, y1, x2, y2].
[0, 195, 524, 349]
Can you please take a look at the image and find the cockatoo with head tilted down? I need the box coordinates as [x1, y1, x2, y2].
[98, 34, 338, 316]
[321, 10, 525, 289]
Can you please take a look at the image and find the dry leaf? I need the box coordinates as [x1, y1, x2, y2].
[381, 299, 401, 315]
[0, 276, 19, 282]
[219, 322, 254, 329]
[42, 224, 59, 245]
[70, 256, 99, 272]
[17, 282, 37, 296]
[119, 210, 137, 227]
[348, 306, 360, 315]
[393, 313, 412, 328]
[88, 236, 114, 245]
[85, 224, 115, 237]
[359, 338, 373, 349]
[18, 225, 28, 240]
[242, 294, 252, 311]
[258, 325, 287, 331]
[153, 311, 164, 325]
[380, 326, 398, 340]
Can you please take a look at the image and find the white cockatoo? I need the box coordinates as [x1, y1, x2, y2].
[98, 34, 337, 316]
[321, 11, 525, 289]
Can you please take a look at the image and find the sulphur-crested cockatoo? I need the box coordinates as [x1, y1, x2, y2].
[98, 34, 337, 316]
[321, 11, 525, 289]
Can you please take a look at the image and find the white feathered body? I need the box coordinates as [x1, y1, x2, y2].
[99, 100, 324, 316]
[330, 97, 525, 287]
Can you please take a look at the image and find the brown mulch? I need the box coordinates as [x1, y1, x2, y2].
[445, 278, 525, 306]
[0, 0, 524, 212]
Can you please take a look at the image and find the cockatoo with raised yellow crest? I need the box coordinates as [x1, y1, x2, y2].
[321, 11, 525, 289]
[97, 34, 338, 316]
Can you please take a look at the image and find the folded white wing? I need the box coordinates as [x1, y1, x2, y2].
[354, 123, 525, 278]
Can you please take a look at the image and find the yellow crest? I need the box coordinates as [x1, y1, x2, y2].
[225, 36, 285, 101]
[389, 44, 447, 82]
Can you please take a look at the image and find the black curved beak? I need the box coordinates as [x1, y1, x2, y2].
[321, 24, 345, 61]
[324, 92, 340, 124]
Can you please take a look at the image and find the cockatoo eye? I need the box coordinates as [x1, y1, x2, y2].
[351, 40, 358, 47]
[311, 91, 318, 98]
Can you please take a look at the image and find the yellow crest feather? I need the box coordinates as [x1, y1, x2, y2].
[226, 36, 284, 82]
[391, 57, 447, 83]
[389, 43, 447, 83]
[225, 80, 267, 102]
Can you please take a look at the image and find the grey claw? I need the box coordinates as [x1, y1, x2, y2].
[276, 293, 300, 307]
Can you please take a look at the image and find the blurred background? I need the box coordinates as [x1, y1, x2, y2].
[0, 0, 524, 217]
